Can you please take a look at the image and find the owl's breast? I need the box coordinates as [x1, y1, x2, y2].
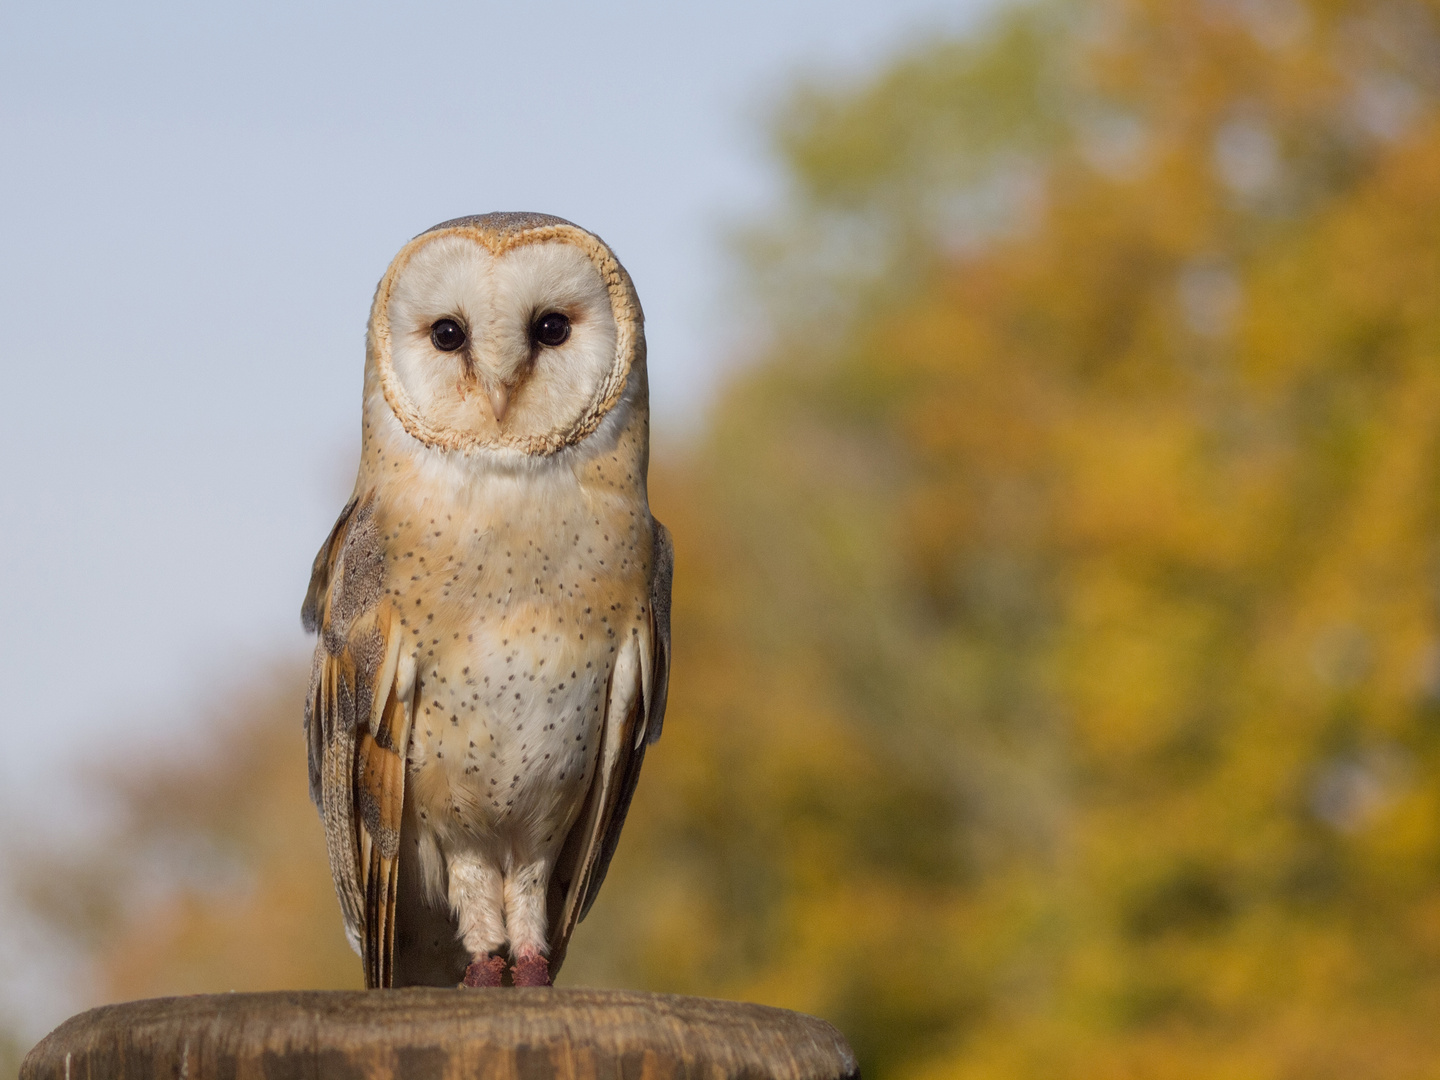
[407, 615, 610, 860]
[379, 474, 651, 863]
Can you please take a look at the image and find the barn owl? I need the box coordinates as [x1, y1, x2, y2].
[301, 213, 672, 989]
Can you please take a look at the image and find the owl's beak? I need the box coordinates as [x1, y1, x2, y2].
[487, 383, 510, 424]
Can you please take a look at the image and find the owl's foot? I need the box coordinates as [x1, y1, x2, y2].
[461, 955, 506, 988]
[512, 953, 551, 987]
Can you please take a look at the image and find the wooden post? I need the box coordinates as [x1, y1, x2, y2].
[20, 988, 859, 1080]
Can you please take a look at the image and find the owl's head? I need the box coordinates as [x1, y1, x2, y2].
[367, 213, 643, 457]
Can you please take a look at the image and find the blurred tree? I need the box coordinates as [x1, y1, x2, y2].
[20, 1, 1440, 1078]
[0, 1033, 21, 1080]
[588, 2, 1440, 1077]
[16, 670, 360, 1003]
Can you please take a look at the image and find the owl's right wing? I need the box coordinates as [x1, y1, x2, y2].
[302, 493, 414, 989]
[546, 518, 673, 973]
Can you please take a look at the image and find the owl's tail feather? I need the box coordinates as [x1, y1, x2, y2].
[359, 813, 402, 988]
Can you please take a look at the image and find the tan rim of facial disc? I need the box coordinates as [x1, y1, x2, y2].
[369, 220, 639, 456]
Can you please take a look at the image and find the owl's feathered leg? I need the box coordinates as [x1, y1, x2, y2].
[505, 859, 554, 986]
[448, 853, 508, 988]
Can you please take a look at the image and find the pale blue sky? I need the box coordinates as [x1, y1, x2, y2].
[0, 0, 996, 1031]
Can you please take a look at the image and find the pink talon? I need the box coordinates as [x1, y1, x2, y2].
[512, 954, 550, 987]
[462, 955, 506, 987]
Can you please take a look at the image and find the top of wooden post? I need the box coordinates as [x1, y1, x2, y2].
[21, 987, 859, 1080]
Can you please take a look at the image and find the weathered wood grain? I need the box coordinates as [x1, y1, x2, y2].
[20, 988, 859, 1080]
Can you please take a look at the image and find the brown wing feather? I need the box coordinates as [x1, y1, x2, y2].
[303, 494, 413, 987]
[546, 518, 674, 973]
[641, 520, 674, 745]
[301, 496, 359, 635]
[356, 644, 412, 988]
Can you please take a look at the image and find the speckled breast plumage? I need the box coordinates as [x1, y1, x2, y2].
[382, 481, 653, 870]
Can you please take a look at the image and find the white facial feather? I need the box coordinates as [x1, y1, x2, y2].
[388, 235, 494, 436]
[386, 236, 618, 449]
[490, 242, 617, 430]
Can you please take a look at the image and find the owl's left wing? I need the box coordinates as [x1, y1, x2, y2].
[547, 519, 673, 973]
[303, 493, 414, 989]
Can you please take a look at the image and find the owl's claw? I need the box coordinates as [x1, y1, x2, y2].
[512, 954, 551, 987]
[462, 955, 506, 987]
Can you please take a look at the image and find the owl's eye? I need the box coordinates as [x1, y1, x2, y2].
[533, 312, 571, 348]
[431, 319, 466, 352]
